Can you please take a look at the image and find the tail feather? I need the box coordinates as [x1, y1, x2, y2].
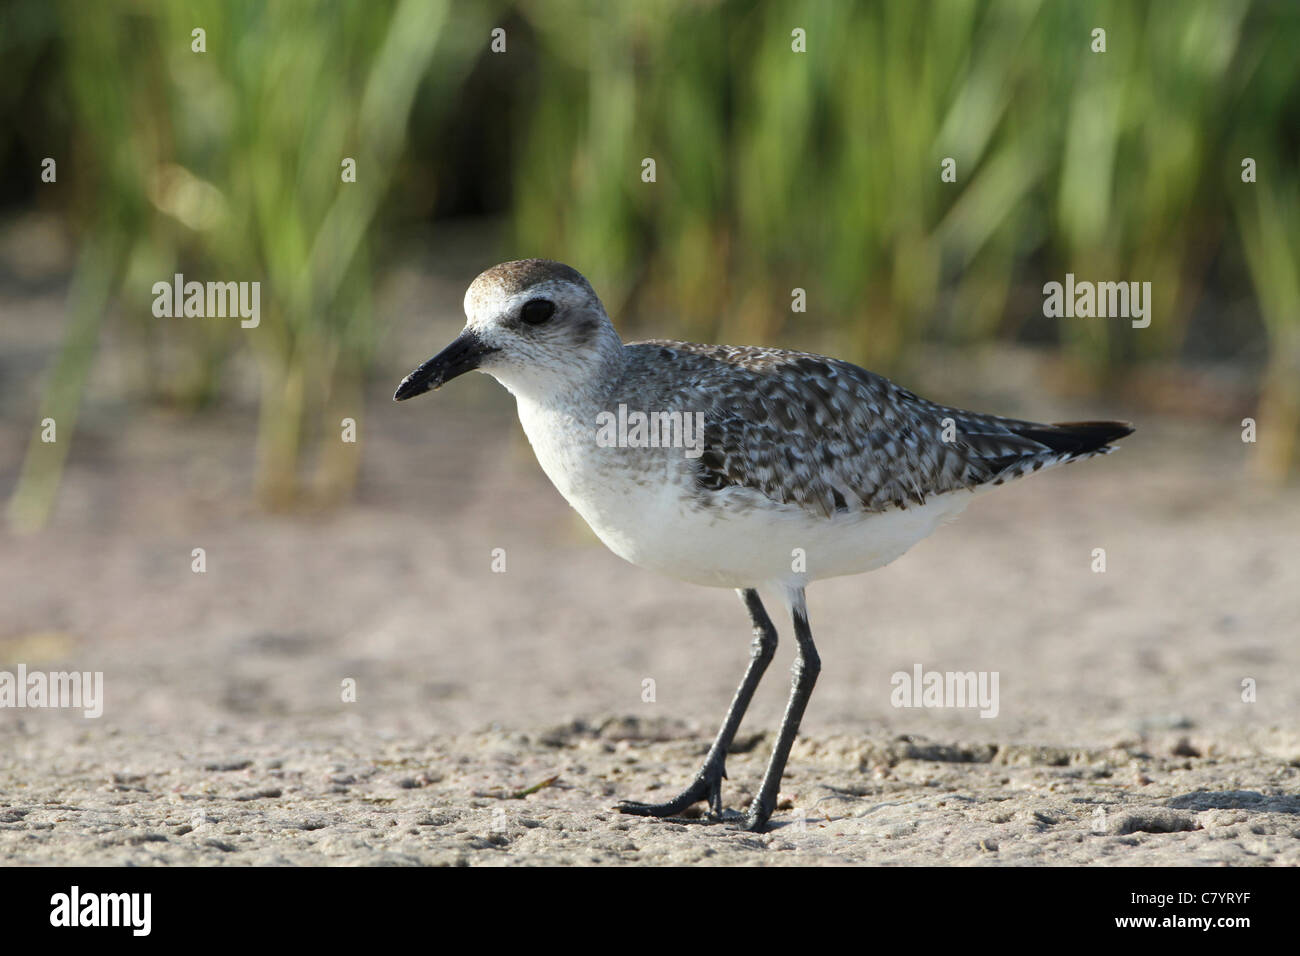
[980, 420, 1133, 482]
[1015, 420, 1134, 455]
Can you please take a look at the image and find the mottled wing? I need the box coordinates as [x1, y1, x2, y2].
[627, 341, 1132, 518]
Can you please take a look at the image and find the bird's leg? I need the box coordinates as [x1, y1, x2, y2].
[617, 588, 778, 819]
[744, 589, 820, 832]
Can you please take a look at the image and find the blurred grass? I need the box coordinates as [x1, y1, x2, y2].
[511, 0, 1298, 471]
[513, 0, 1294, 365]
[3, 0, 1299, 528]
[7, 0, 494, 526]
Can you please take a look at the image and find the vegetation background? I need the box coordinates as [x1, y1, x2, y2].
[1, 0, 1297, 525]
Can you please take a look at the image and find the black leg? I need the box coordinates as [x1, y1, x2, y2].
[744, 589, 819, 832]
[617, 588, 778, 819]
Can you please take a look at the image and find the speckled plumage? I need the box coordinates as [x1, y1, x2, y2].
[397, 258, 1132, 590]
[620, 339, 1129, 519]
[395, 259, 1135, 832]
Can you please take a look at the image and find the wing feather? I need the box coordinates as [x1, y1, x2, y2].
[623, 341, 1131, 518]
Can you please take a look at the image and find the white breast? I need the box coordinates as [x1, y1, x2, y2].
[514, 395, 975, 591]
[515, 396, 677, 563]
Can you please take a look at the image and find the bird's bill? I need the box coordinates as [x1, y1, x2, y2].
[393, 328, 499, 401]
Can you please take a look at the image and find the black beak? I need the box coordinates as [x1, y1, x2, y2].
[394, 329, 499, 401]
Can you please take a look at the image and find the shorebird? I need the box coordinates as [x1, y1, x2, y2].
[395, 259, 1133, 832]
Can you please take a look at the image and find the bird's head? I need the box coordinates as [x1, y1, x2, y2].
[394, 259, 623, 405]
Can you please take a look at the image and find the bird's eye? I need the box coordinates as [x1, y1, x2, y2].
[520, 298, 556, 325]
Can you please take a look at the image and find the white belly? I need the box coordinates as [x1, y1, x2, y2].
[515, 396, 974, 590]
[618, 484, 974, 589]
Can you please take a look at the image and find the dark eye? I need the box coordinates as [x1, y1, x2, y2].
[520, 298, 556, 325]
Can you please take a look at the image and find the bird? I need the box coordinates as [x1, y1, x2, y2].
[394, 258, 1133, 832]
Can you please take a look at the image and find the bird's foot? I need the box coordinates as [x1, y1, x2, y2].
[616, 758, 726, 820]
[742, 794, 775, 833]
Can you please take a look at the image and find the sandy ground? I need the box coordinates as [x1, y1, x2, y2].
[1, 259, 1298, 866]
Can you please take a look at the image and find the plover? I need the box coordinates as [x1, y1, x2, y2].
[395, 259, 1133, 832]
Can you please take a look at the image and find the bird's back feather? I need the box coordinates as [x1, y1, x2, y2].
[623, 340, 1133, 519]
